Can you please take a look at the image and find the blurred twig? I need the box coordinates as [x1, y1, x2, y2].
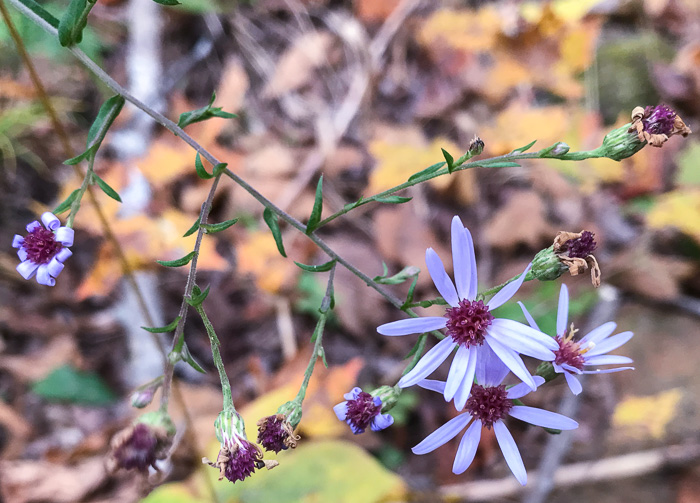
[440, 442, 700, 501]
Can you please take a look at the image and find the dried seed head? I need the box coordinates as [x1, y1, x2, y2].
[256, 414, 299, 453]
[629, 104, 691, 148]
[107, 412, 175, 473]
[552, 231, 601, 287]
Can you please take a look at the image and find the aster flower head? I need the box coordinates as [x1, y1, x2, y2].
[519, 284, 634, 395]
[257, 414, 299, 453]
[13, 212, 74, 286]
[413, 346, 578, 485]
[552, 230, 601, 287]
[377, 216, 558, 409]
[107, 411, 175, 473]
[630, 104, 691, 147]
[333, 387, 394, 435]
[203, 409, 265, 483]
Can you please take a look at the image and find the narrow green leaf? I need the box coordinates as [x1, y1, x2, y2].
[183, 217, 201, 237]
[374, 265, 419, 285]
[180, 342, 206, 373]
[194, 152, 214, 179]
[263, 207, 286, 257]
[157, 251, 196, 267]
[511, 140, 537, 153]
[408, 161, 446, 182]
[442, 148, 455, 173]
[52, 189, 80, 215]
[141, 316, 182, 333]
[306, 175, 324, 234]
[186, 284, 210, 306]
[58, 0, 89, 47]
[21, 0, 60, 29]
[480, 161, 521, 168]
[404, 275, 419, 306]
[178, 92, 237, 128]
[32, 364, 116, 405]
[66, 95, 125, 164]
[201, 218, 238, 233]
[294, 259, 336, 273]
[92, 173, 122, 202]
[375, 195, 412, 204]
[343, 197, 364, 211]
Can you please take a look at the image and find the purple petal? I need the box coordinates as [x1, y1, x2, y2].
[41, 212, 60, 231]
[561, 363, 582, 374]
[494, 421, 527, 486]
[36, 264, 56, 286]
[452, 419, 482, 474]
[344, 387, 362, 400]
[582, 367, 634, 374]
[487, 263, 532, 310]
[370, 414, 394, 432]
[475, 343, 510, 386]
[26, 221, 40, 232]
[47, 257, 65, 278]
[581, 322, 617, 345]
[377, 317, 447, 336]
[55, 227, 74, 247]
[454, 347, 478, 411]
[16, 260, 39, 280]
[517, 302, 540, 331]
[491, 318, 559, 351]
[451, 216, 472, 301]
[584, 331, 633, 357]
[445, 346, 471, 401]
[584, 355, 633, 366]
[417, 379, 446, 394]
[485, 337, 536, 390]
[56, 248, 73, 263]
[507, 376, 545, 399]
[509, 406, 578, 430]
[557, 284, 569, 336]
[488, 323, 556, 361]
[412, 413, 472, 455]
[463, 228, 478, 300]
[426, 248, 459, 307]
[564, 372, 582, 395]
[12, 235, 24, 248]
[17, 249, 27, 261]
[398, 337, 456, 388]
[333, 402, 348, 420]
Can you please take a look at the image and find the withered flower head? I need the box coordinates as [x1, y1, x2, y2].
[257, 414, 300, 453]
[107, 412, 175, 473]
[469, 135, 485, 156]
[629, 105, 692, 148]
[553, 231, 601, 287]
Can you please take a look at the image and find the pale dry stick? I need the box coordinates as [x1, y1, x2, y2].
[0, 4, 221, 501]
[8, 0, 409, 313]
[439, 443, 700, 501]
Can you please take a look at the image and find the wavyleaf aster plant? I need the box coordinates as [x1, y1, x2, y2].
[377, 216, 558, 409]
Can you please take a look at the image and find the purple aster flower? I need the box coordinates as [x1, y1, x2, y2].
[377, 216, 558, 409]
[203, 410, 264, 483]
[13, 212, 74, 286]
[518, 284, 634, 395]
[334, 387, 394, 434]
[413, 346, 578, 485]
[107, 411, 175, 473]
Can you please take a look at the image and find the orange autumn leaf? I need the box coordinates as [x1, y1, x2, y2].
[136, 139, 195, 187]
[419, 7, 502, 54]
[237, 230, 297, 294]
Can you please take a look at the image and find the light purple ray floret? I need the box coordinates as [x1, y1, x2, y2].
[412, 350, 577, 485]
[13, 212, 74, 287]
[333, 387, 394, 435]
[518, 284, 634, 395]
[377, 215, 557, 408]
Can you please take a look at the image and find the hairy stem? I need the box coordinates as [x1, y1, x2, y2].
[194, 303, 234, 412]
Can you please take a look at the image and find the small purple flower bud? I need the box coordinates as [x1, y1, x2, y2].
[130, 376, 163, 409]
[257, 414, 299, 453]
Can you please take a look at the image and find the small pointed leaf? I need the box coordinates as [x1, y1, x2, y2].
[408, 161, 445, 182]
[194, 152, 214, 179]
[142, 316, 182, 333]
[294, 259, 336, 273]
[157, 251, 196, 267]
[92, 173, 122, 202]
[183, 217, 201, 237]
[52, 189, 80, 215]
[306, 175, 324, 234]
[201, 218, 238, 234]
[375, 195, 412, 204]
[263, 207, 286, 257]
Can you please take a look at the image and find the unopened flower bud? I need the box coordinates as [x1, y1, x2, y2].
[130, 376, 163, 409]
[469, 136, 485, 156]
[540, 142, 570, 158]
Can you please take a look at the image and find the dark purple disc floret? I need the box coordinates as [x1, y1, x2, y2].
[445, 299, 494, 347]
[111, 423, 160, 472]
[565, 231, 597, 259]
[642, 105, 677, 136]
[465, 384, 513, 429]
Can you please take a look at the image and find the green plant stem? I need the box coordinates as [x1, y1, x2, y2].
[194, 303, 234, 412]
[65, 154, 94, 228]
[293, 265, 335, 405]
